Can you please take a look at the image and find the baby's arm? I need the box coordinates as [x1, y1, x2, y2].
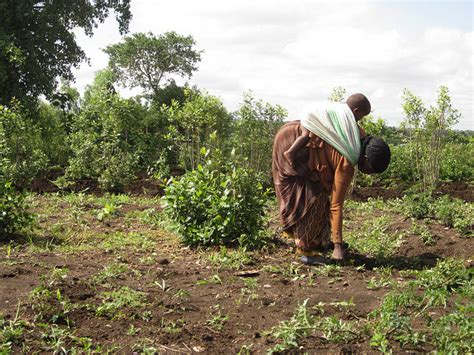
[284, 126, 310, 166]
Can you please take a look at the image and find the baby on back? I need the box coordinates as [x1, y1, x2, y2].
[284, 93, 371, 166]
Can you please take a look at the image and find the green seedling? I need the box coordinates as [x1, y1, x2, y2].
[410, 220, 435, 245]
[206, 310, 229, 331]
[207, 246, 253, 270]
[197, 274, 222, 285]
[173, 289, 190, 300]
[160, 318, 185, 334]
[127, 324, 141, 336]
[0, 303, 25, 352]
[93, 263, 127, 285]
[367, 266, 394, 290]
[266, 299, 361, 353]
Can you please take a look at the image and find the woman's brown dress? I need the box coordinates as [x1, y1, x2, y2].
[272, 121, 362, 253]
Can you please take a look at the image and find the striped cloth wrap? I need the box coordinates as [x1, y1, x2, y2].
[301, 102, 361, 166]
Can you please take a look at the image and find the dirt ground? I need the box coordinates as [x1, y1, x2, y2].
[28, 172, 474, 202]
[1, 184, 472, 353]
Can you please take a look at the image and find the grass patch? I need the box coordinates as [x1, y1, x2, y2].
[345, 215, 403, 259]
[206, 246, 254, 270]
[266, 299, 362, 353]
[368, 258, 473, 353]
[92, 263, 128, 285]
[96, 286, 148, 319]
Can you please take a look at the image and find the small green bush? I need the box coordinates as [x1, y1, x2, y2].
[439, 142, 473, 182]
[402, 191, 433, 219]
[0, 104, 48, 185]
[163, 149, 269, 248]
[0, 180, 32, 239]
[402, 193, 472, 236]
[431, 195, 473, 236]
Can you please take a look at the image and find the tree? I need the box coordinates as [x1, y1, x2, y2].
[0, 0, 131, 107]
[328, 86, 346, 102]
[66, 69, 147, 191]
[161, 89, 231, 170]
[231, 92, 286, 177]
[402, 86, 461, 191]
[104, 32, 202, 98]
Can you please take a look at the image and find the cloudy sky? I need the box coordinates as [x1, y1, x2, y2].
[72, 0, 473, 129]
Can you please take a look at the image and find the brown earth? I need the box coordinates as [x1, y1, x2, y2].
[28, 170, 473, 202]
[1, 201, 472, 353]
[351, 181, 473, 202]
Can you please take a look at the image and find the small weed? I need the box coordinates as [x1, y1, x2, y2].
[410, 220, 435, 245]
[92, 263, 127, 285]
[266, 299, 361, 353]
[29, 271, 75, 325]
[207, 246, 253, 270]
[40, 325, 72, 353]
[206, 310, 229, 331]
[312, 300, 356, 315]
[197, 274, 222, 285]
[154, 279, 171, 292]
[127, 324, 141, 336]
[138, 255, 156, 265]
[368, 258, 472, 353]
[367, 266, 394, 290]
[0, 304, 26, 352]
[96, 287, 147, 319]
[313, 264, 342, 278]
[173, 289, 190, 300]
[237, 344, 252, 355]
[160, 318, 185, 333]
[237, 278, 259, 305]
[346, 215, 403, 259]
[96, 202, 120, 222]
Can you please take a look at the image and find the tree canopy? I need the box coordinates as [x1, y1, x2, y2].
[0, 0, 131, 107]
[104, 31, 202, 97]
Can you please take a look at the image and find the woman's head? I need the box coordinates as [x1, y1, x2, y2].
[358, 136, 391, 174]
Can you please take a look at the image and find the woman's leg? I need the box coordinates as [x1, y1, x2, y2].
[292, 193, 331, 254]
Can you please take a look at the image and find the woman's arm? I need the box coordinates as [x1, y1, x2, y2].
[328, 152, 355, 245]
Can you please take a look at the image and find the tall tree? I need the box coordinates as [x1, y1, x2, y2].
[0, 0, 131, 107]
[104, 32, 202, 98]
[402, 86, 461, 191]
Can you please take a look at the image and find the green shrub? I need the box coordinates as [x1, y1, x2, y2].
[66, 70, 145, 191]
[0, 180, 32, 239]
[402, 191, 433, 219]
[431, 196, 473, 236]
[163, 149, 269, 248]
[402, 193, 472, 236]
[439, 142, 473, 182]
[231, 92, 286, 182]
[0, 104, 48, 185]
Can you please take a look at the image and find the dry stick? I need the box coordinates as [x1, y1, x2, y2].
[181, 342, 192, 352]
[205, 325, 221, 334]
[157, 345, 188, 354]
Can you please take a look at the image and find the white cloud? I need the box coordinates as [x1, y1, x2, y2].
[71, 0, 473, 129]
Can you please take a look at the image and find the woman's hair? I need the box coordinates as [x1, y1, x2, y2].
[361, 136, 391, 173]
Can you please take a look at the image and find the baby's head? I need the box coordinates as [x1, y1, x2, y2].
[346, 93, 371, 121]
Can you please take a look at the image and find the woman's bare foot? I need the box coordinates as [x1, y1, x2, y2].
[331, 243, 344, 260]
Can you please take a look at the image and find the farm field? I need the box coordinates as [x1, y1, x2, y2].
[1, 2, 473, 353]
[1, 184, 472, 353]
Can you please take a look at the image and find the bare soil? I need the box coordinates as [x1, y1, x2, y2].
[1, 195, 472, 353]
[28, 171, 473, 202]
[351, 181, 473, 202]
